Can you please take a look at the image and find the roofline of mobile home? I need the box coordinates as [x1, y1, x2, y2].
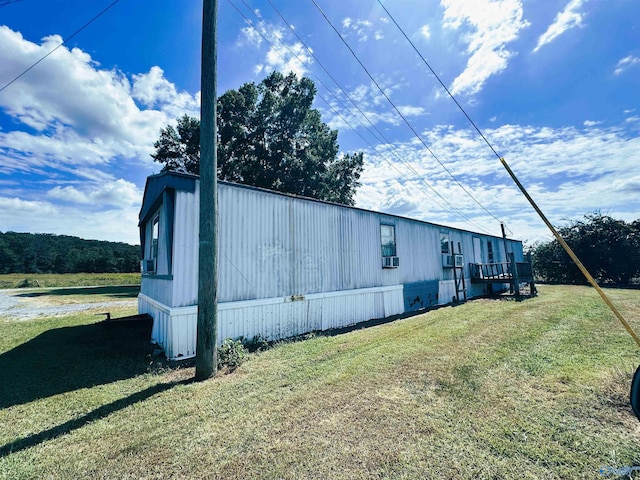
[140, 170, 521, 243]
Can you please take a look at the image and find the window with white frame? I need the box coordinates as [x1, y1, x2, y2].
[380, 224, 396, 257]
[487, 240, 494, 263]
[151, 215, 159, 261]
[142, 214, 160, 274]
[440, 233, 450, 254]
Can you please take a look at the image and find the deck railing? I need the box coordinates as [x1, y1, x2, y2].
[470, 262, 511, 280]
[469, 261, 533, 282]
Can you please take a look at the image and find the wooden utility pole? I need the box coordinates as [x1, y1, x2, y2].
[501, 222, 513, 294]
[195, 0, 218, 380]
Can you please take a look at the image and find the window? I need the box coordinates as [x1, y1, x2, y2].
[145, 215, 160, 272]
[151, 215, 159, 261]
[380, 224, 396, 257]
[142, 214, 160, 274]
[487, 241, 494, 263]
[440, 233, 450, 254]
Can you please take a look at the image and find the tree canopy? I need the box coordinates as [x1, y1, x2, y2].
[151, 71, 364, 205]
[531, 212, 640, 286]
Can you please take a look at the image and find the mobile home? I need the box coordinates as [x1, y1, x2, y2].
[138, 171, 526, 360]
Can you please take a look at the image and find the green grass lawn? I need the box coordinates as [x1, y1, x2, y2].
[1, 285, 640, 479]
[0, 272, 141, 289]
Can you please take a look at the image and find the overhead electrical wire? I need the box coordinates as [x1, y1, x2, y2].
[230, 0, 492, 233]
[310, 0, 503, 226]
[228, 1, 450, 215]
[376, 0, 503, 162]
[228, 0, 488, 232]
[0, 0, 120, 94]
[227, 0, 477, 285]
[376, 1, 640, 347]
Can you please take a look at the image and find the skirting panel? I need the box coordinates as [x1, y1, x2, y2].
[138, 285, 404, 360]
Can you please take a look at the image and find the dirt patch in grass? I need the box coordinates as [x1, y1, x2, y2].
[0, 286, 138, 321]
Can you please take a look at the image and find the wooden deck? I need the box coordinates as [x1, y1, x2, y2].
[469, 261, 534, 284]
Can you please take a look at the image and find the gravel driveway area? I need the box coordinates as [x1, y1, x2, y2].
[0, 288, 137, 321]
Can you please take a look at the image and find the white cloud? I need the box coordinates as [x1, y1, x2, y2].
[355, 122, 640, 242]
[614, 55, 640, 76]
[614, 175, 640, 193]
[132, 66, 199, 118]
[0, 26, 199, 167]
[583, 120, 601, 127]
[320, 81, 427, 132]
[47, 179, 141, 207]
[397, 105, 427, 117]
[0, 195, 140, 243]
[442, 0, 530, 96]
[341, 18, 375, 42]
[240, 24, 263, 47]
[263, 41, 311, 77]
[0, 26, 201, 243]
[239, 20, 312, 77]
[419, 24, 431, 40]
[533, 0, 586, 53]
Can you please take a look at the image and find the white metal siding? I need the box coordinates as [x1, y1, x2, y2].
[171, 186, 200, 307]
[139, 174, 529, 359]
[140, 277, 173, 307]
[217, 185, 402, 302]
[140, 285, 403, 360]
[397, 222, 444, 283]
[160, 180, 525, 309]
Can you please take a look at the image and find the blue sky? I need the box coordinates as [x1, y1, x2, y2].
[0, 0, 638, 246]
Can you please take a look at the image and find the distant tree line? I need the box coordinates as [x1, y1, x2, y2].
[0, 232, 140, 274]
[531, 213, 640, 286]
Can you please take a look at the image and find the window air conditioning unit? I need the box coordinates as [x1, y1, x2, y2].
[382, 256, 399, 268]
[141, 259, 156, 273]
[442, 254, 464, 268]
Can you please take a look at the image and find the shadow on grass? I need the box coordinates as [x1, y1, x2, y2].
[0, 317, 154, 411]
[14, 285, 140, 299]
[0, 379, 189, 458]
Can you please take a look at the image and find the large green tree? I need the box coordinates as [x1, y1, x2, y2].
[151, 71, 364, 205]
[532, 212, 640, 285]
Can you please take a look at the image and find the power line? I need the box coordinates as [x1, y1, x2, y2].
[229, 0, 491, 233]
[311, 0, 503, 226]
[376, 0, 502, 162]
[232, 1, 453, 214]
[244, 0, 492, 233]
[229, 1, 441, 207]
[377, 2, 640, 352]
[263, 2, 492, 233]
[0, 0, 120, 94]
